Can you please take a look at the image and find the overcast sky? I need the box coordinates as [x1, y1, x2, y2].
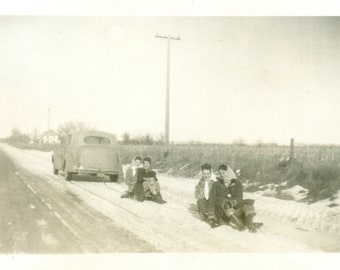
[0, 17, 339, 144]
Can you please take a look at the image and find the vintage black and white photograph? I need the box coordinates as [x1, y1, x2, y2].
[0, 9, 340, 269]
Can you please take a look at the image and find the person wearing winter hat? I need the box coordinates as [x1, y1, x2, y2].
[206, 164, 259, 232]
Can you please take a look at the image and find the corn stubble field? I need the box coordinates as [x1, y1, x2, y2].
[119, 143, 340, 202]
[8, 142, 340, 202]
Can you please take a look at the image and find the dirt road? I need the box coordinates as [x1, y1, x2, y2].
[0, 149, 155, 253]
[1, 143, 340, 252]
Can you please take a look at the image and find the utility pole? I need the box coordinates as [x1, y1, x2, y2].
[48, 107, 50, 131]
[155, 34, 180, 156]
[290, 138, 295, 161]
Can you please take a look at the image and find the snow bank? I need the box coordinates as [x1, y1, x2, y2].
[254, 183, 308, 202]
[281, 185, 308, 201]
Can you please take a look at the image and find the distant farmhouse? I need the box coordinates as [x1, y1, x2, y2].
[40, 130, 59, 144]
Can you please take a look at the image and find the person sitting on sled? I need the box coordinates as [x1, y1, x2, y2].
[133, 157, 167, 204]
[194, 163, 217, 220]
[121, 156, 142, 199]
[206, 164, 259, 233]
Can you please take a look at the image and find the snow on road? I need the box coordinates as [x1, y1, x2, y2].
[1, 143, 340, 252]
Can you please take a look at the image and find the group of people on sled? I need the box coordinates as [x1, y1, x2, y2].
[194, 163, 260, 233]
[120, 156, 166, 204]
[121, 156, 260, 233]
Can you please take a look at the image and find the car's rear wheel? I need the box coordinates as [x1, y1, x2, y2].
[65, 170, 73, 181]
[109, 174, 119, 182]
[52, 156, 59, 175]
[53, 166, 59, 175]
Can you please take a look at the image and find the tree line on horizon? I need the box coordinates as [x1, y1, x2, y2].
[3, 121, 164, 146]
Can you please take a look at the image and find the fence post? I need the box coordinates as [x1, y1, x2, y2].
[290, 138, 295, 161]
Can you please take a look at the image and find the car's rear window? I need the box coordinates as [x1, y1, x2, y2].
[84, 136, 111, 145]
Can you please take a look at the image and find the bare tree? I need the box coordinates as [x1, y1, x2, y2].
[10, 127, 22, 140]
[57, 121, 92, 137]
[9, 127, 30, 143]
[233, 137, 247, 146]
[155, 133, 165, 145]
[142, 134, 154, 145]
[33, 128, 39, 143]
[122, 132, 131, 144]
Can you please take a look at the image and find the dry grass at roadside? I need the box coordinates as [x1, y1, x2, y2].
[4, 141, 340, 202]
[117, 144, 340, 202]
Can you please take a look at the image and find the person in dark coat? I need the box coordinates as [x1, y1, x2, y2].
[194, 163, 217, 220]
[206, 164, 258, 232]
[133, 157, 166, 204]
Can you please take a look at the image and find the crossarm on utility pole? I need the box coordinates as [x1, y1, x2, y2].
[155, 34, 181, 40]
